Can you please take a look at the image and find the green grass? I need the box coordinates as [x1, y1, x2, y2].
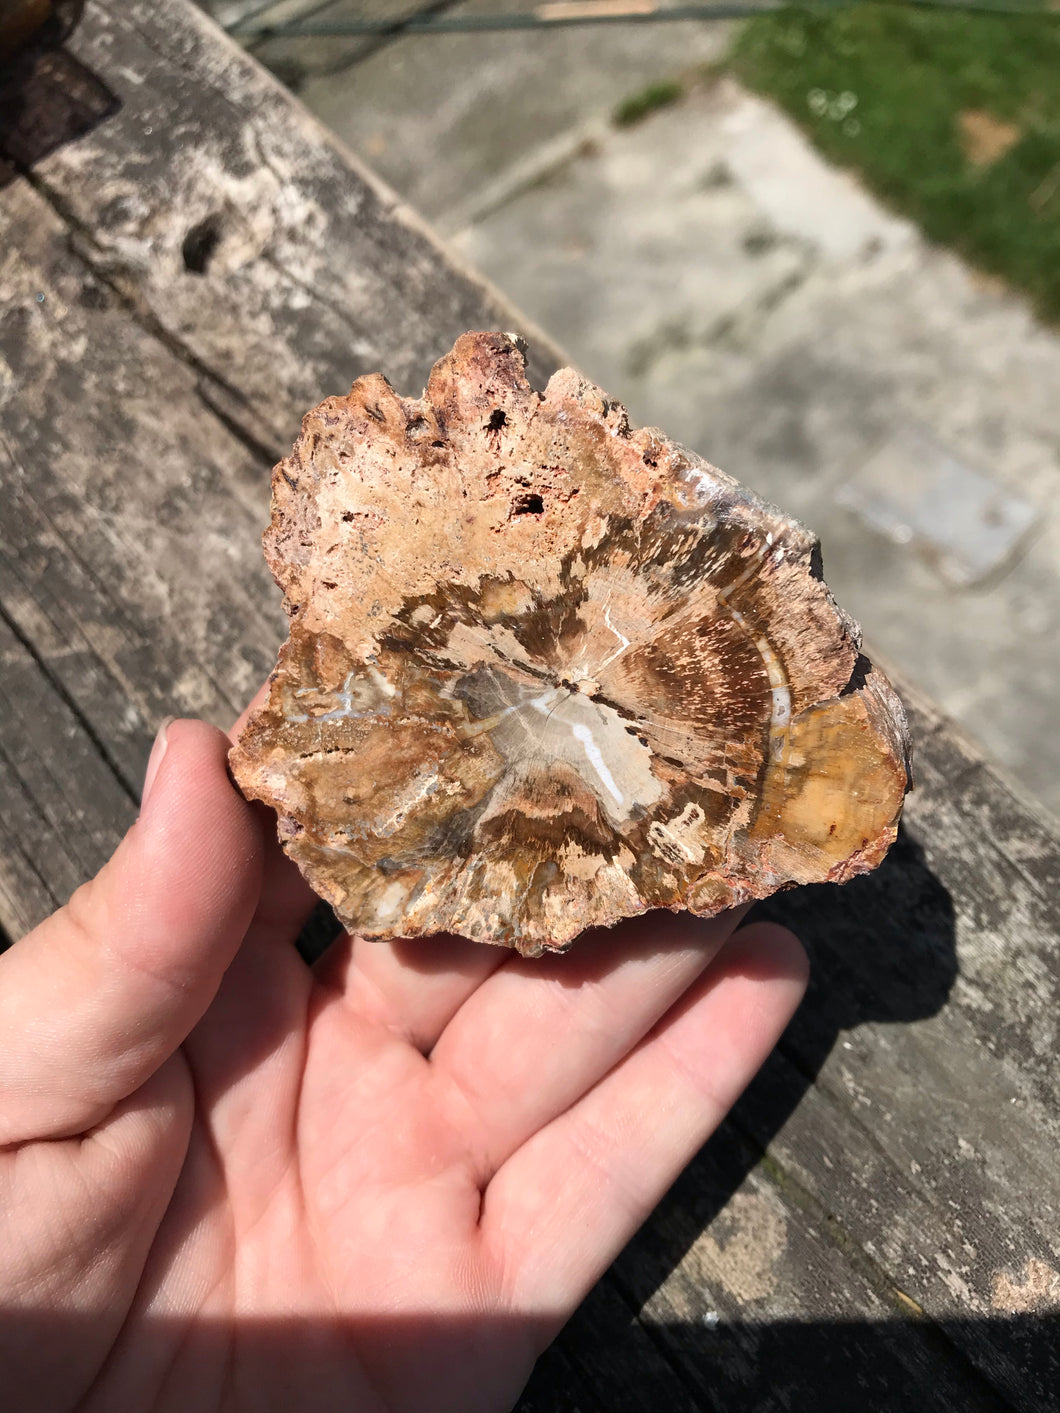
[614, 78, 684, 127]
[729, 4, 1060, 321]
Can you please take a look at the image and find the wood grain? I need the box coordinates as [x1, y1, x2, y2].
[31, 0, 561, 453]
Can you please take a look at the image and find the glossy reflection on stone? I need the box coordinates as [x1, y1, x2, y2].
[230, 332, 911, 954]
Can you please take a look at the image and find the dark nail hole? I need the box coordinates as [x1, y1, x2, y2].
[78, 281, 109, 310]
[182, 214, 222, 275]
[512, 493, 544, 516]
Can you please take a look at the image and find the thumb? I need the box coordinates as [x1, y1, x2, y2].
[0, 719, 263, 1144]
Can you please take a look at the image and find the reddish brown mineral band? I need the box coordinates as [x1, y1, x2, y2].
[230, 332, 911, 954]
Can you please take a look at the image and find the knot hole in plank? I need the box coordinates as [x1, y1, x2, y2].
[182, 214, 222, 275]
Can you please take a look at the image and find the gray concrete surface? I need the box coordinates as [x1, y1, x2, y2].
[208, 3, 1060, 820]
[298, 0, 733, 221]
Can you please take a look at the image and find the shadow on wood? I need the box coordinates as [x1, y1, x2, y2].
[685, 825, 957, 1225]
[577, 826, 967, 1407]
[597, 826, 956, 1269]
[761, 824, 958, 1035]
[528, 1303, 1057, 1412]
[0, 0, 118, 187]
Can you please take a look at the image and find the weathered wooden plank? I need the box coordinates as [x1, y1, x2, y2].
[0, 820, 57, 942]
[30, 0, 561, 457]
[613, 1136, 1011, 1413]
[0, 608, 133, 937]
[0, 177, 284, 895]
[727, 1059, 1058, 1410]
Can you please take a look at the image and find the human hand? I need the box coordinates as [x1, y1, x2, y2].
[0, 717, 807, 1413]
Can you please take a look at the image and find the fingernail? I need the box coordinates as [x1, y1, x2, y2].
[141, 717, 175, 811]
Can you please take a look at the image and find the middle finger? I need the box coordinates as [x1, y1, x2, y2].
[427, 903, 749, 1182]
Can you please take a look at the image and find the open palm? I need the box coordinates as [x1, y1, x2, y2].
[0, 721, 806, 1413]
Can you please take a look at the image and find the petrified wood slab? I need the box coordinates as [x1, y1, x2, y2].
[231, 331, 910, 952]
